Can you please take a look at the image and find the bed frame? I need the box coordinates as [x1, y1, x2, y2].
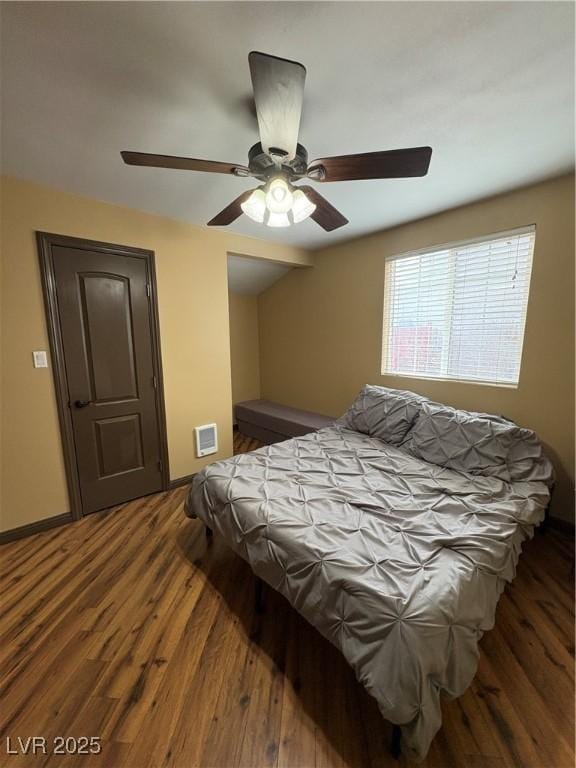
[204, 524, 403, 759]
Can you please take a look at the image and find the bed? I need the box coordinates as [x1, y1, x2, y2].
[184, 385, 553, 759]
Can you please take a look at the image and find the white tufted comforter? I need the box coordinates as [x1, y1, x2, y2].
[185, 415, 552, 759]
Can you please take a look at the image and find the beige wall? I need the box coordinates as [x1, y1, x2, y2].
[259, 174, 575, 521]
[0, 176, 310, 532]
[228, 292, 261, 406]
[2, 173, 573, 530]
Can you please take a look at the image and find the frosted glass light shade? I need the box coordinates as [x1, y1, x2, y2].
[241, 189, 266, 223]
[291, 189, 316, 223]
[266, 211, 291, 228]
[265, 178, 294, 214]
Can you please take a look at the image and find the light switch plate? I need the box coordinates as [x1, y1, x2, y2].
[33, 350, 48, 368]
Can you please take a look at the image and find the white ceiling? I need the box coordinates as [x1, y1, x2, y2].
[227, 254, 292, 295]
[1, 2, 574, 249]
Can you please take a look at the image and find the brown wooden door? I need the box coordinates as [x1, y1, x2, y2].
[52, 244, 164, 514]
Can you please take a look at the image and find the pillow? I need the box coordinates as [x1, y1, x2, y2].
[337, 385, 425, 445]
[505, 428, 554, 485]
[405, 401, 552, 482]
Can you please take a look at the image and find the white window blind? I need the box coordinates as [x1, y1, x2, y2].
[381, 226, 536, 386]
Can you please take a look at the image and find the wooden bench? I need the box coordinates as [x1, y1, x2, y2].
[234, 399, 335, 444]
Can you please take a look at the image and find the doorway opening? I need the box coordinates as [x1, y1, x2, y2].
[226, 253, 292, 424]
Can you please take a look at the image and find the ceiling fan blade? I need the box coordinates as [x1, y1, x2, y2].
[248, 51, 306, 162]
[207, 189, 254, 226]
[121, 151, 250, 176]
[307, 146, 432, 182]
[298, 186, 348, 232]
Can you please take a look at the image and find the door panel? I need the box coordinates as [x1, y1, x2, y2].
[52, 245, 163, 514]
[94, 414, 144, 477]
[80, 273, 138, 402]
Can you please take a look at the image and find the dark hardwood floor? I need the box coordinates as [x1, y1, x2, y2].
[0, 431, 573, 767]
[232, 430, 266, 455]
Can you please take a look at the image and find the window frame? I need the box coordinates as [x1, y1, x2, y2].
[380, 225, 536, 389]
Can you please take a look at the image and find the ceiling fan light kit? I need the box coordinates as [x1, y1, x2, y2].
[241, 178, 317, 227]
[121, 51, 432, 232]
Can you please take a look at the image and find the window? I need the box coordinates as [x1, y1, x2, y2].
[381, 226, 536, 386]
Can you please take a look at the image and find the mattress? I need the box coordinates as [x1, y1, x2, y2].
[234, 398, 335, 438]
[185, 389, 553, 759]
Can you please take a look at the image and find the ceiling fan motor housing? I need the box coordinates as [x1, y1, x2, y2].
[248, 142, 309, 179]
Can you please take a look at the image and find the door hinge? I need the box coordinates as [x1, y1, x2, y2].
[152, 375, 157, 390]
[157, 459, 163, 472]
[146, 283, 151, 298]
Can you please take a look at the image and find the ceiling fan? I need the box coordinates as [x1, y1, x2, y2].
[121, 52, 432, 232]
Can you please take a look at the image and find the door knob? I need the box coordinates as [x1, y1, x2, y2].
[74, 399, 91, 408]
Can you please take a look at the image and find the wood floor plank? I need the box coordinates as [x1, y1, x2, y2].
[105, 558, 206, 742]
[160, 556, 254, 767]
[479, 623, 573, 765]
[197, 566, 263, 767]
[276, 610, 318, 768]
[123, 581, 222, 766]
[492, 592, 574, 743]
[452, 691, 513, 765]
[471, 655, 551, 768]
[235, 588, 289, 768]
[0, 430, 573, 768]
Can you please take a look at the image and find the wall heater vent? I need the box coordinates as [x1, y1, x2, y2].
[195, 423, 218, 457]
